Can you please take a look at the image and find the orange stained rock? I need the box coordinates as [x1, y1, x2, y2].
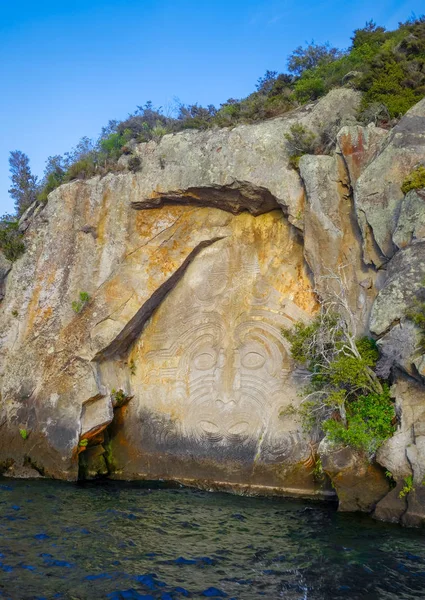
[339, 130, 365, 181]
[24, 283, 43, 338]
[96, 189, 112, 245]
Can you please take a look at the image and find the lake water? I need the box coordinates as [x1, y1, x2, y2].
[0, 479, 425, 599]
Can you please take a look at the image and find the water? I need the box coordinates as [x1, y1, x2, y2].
[0, 479, 425, 599]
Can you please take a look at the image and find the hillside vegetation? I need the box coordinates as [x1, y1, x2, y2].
[1, 15, 424, 261]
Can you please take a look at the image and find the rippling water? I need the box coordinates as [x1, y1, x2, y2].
[1, 479, 425, 599]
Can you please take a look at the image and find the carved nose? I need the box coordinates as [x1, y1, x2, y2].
[216, 394, 236, 406]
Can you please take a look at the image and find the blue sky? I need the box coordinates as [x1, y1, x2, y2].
[0, 0, 422, 214]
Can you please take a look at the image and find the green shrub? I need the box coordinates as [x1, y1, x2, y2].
[263, 94, 293, 117]
[214, 100, 242, 126]
[78, 439, 89, 447]
[356, 18, 425, 118]
[283, 305, 394, 458]
[357, 102, 391, 126]
[64, 157, 96, 182]
[294, 74, 327, 102]
[99, 131, 128, 161]
[359, 56, 422, 118]
[0, 219, 25, 262]
[72, 291, 90, 313]
[291, 17, 425, 118]
[399, 474, 415, 498]
[111, 388, 131, 408]
[19, 428, 29, 440]
[407, 298, 425, 331]
[38, 171, 64, 203]
[401, 165, 425, 194]
[284, 124, 318, 170]
[323, 386, 395, 455]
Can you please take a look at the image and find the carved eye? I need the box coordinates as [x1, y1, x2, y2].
[241, 351, 266, 369]
[228, 422, 249, 435]
[193, 352, 217, 370]
[200, 421, 220, 434]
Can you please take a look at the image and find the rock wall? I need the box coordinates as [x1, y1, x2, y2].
[1, 89, 425, 525]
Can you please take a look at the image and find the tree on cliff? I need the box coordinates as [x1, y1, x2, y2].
[287, 41, 343, 76]
[8, 150, 38, 216]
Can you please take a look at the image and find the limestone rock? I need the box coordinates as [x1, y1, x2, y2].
[413, 354, 425, 379]
[319, 437, 390, 512]
[337, 124, 388, 187]
[393, 189, 425, 249]
[375, 377, 425, 525]
[128, 88, 361, 228]
[376, 379, 417, 480]
[403, 434, 425, 527]
[2, 463, 43, 479]
[0, 90, 362, 486]
[80, 396, 113, 440]
[299, 153, 376, 326]
[0, 180, 236, 479]
[370, 241, 425, 336]
[18, 201, 43, 233]
[353, 98, 425, 265]
[402, 487, 425, 528]
[0, 251, 12, 301]
[373, 485, 407, 524]
[375, 321, 422, 379]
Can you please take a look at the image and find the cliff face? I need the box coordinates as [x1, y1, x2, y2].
[1, 89, 425, 525]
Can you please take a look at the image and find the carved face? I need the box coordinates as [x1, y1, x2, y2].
[179, 316, 288, 444]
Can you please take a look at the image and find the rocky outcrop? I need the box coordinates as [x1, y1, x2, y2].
[299, 152, 376, 325]
[1, 88, 425, 526]
[345, 98, 425, 266]
[337, 124, 388, 187]
[319, 438, 390, 512]
[375, 377, 425, 527]
[393, 189, 425, 249]
[370, 242, 425, 336]
[121, 88, 361, 230]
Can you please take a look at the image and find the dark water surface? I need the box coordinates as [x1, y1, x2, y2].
[1, 479, 425, 599]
